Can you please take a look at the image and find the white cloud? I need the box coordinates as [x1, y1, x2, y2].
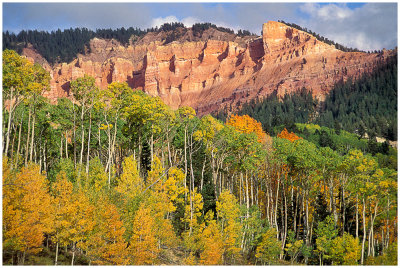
[181, 17, 201, 27]
[151, 16, 180, 28]
[301, 3, 352, 21]
[299, 3, 397, 51]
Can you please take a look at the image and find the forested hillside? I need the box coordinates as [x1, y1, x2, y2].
[2, 49, 398, 265]
[221, 54, 397, 142]
[2, 22, 254, 65]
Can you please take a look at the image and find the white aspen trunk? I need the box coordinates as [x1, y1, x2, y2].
[356, 195, 359, 238]
[73, 103, 77, 167]
[55, 242, 59, 265]
[10, 123, 16, 159]
[200, 156, 206, 191]
[166, 126, 172, 167]
[65, 132, 69, 159]
[79, 106, 85, 165]
[150, 131, 154, 163]
[266, 181, 270, 224]
[5, 87, 14, 154]
[239, 172, 242, 206]
[342, 186, 346, 235]
[29, 111, 36, 162]
[361, 198, 366, 265]
[250, 176, 254, 207]
[71, 243, 75, 266]
[60, 136, 63, 158]
[275, 178, 280, 234]
[14, 111, 24, 169]
[245, 172, 249, 218]
[86, 111, 92, 174]
[24, 107, 32, 165]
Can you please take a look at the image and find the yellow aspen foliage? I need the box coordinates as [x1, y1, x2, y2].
[177, 106, 196, 120]
[116, 155, 143, 200]
[145, 161, 184, 248]
[51, 171, 75, 248]
[165, 167, 186, 206]
[226, 114, 267, 143]
[183, 188, 204, 231]
[216, 189, 241, 261]
[72, 189, 95, 253]
[199, 211, 224, 265]
[146, 189, 178, 248]
[87, 197, 128, 265]
[146, 156, 163, 187]
[194, 114, 224, 144]
[183, 253, 197, 265]
[87, 157, 108, 192]
[3, 162, 52, 258]
[129, 204, 159, 265]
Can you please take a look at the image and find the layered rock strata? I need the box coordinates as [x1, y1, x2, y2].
[24, 21, 394, 115]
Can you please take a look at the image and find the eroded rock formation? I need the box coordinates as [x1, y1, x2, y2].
[24, 21, 394, 115]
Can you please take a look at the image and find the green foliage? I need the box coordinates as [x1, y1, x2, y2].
[315, 216, 337, 264]
[285, 230, 304, 264]
[317, 56, 397, 140]
[255, 228, 281, 265]
[330, 233, 361, 265]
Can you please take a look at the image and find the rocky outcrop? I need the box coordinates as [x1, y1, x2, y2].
[24, 21, 394, 115]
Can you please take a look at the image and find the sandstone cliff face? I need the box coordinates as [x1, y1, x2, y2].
[25, 21, 394, 115]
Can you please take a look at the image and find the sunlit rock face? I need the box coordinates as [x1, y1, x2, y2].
[24, 21, 394, 115]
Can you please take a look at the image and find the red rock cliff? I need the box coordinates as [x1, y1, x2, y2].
[25, 21, 394, 115]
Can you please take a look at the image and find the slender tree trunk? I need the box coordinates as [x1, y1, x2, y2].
[10, 123, 16, 160]
[29, 111, 36, 162]
[73, 103, 77, 167]
[5, 88, 14, 154]
[24, 107, 32, 165]
[86, 110, 92, 173]
[79, 106, 85, 165]
[107, 117, 119, 185]
[55, 242, 59, 265]
[184, 127, 188, 200]
[361, 198, 366, 265]
[65, 132, 69, 159]
[342, 186, 346, 235]
[275, 178, 280, 235]
[137, 135, 141, 175]
[60, 135, 63, 158]
[245, 172, 250, 218]
[71, 243, 75, 266]
[200, 156, 206, 191]
[385, 197, 390, 250]
[14, 110, 24, 169]
[356, 194, 359, 238]
[150, 130, 154, 163]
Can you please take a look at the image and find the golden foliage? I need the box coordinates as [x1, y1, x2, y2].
[226, 114, 267, 143]
[129, 204, 159, 265]
[3, 161, 52, 255]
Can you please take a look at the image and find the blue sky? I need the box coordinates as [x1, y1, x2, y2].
[2, 2, 398, 51]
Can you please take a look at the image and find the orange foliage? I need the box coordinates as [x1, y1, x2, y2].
[277, 128, 302, 142]
[226, 114, 267, 143]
